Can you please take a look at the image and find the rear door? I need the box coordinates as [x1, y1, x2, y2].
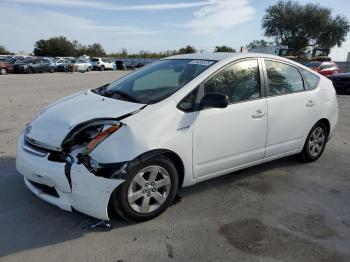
[263, 59, 319, 157]
[193, 59, 268, 178]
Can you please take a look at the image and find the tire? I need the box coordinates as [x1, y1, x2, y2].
[49, 67, 55, 73]
[86, 66, 91, 72]
[100, 65, 105, 71]
[112, 155, 178, 221]
[0, 68, 7, 75]
[28, 67, 34, 74]
[299, 122, 328, 162]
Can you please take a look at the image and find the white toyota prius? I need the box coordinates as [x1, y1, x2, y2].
[16, 53, 338, 221]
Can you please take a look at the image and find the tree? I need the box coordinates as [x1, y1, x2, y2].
[262, 1, 349, 53]
[178, 45, 196, 54]
[0, 44, 12, 55]
[246, 39, 273, 49]
[33, 36, 75, 56]
[85, 43, 106, 57]
[214, 45, 236, 52]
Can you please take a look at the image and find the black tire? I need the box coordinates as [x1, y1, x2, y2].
[0, 68, 7, 75]
[112, 155, 178, 221]
[49, 67, 55, 73]
[100, 65, 105, 71]
[28, 67, 34, 74]
[299, 122, 328, 162]
[86, 66, 91, 72]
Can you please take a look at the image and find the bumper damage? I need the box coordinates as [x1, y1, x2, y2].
[16, 132, 125, 220]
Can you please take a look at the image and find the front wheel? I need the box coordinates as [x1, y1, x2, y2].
[112, 156, 178, 221]
[299, 122, 327, 162]
[100, 65, 105, 71]
[0, 68, 7, 75]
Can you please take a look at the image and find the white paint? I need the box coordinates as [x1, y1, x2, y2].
[16, 53, 338, 219]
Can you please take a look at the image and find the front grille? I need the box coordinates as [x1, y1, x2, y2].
[28, 180, 59, 197]
[23, 137, 51, 156]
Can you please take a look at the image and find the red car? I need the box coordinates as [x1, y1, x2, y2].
[305, 61, 340, 77]
[0, 61, 14, 75]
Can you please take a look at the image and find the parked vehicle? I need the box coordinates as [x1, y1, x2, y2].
[74, 58, 91, 72]
[13, 58, 55, 73]
[329, 73, 350, 94]
[0, 60, 13, 75]
[16, 53, 338, 221]
[115, 60, 126, 70]
[90, 57, 114, 71]
[54, 58, 71, 72]
[305, 61, 340, 77]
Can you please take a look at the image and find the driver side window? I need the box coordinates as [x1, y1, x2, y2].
[203, 60, 261, 104]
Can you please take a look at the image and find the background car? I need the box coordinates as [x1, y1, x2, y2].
[305, 61, 340, 77]
[0, 60, 14, 75]
[115, 60, 126, 70]
[13, 58, 55, 73]
[329, 73, 350, 94]
[54, 58, 71, 72]
[74, 58, 91, 72]
[90, 57, 113, 71]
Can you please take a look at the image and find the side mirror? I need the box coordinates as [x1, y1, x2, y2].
[200, 93, 229, 109]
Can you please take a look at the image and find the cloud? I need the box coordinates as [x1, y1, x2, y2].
[0, 4, 159, 53]
[7, 0, 208, 11]
[186, 0, 255, 33]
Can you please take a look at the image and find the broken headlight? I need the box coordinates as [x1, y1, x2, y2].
[62, 120, 122, 154]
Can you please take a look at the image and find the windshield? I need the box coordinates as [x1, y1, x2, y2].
[104, 59, 215, 104]
[91, 58, 99, 62]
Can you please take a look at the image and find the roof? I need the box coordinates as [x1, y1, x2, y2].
[166, 52, 295, 62]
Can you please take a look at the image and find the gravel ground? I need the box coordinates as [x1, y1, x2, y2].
[0, 71, 349, 262]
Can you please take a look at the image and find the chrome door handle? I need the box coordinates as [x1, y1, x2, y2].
[306, 100, 315, 107]
[252, 110, 266, 119]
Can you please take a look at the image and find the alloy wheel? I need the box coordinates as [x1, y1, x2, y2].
[127, 165, 171, 214]
[308, 127, 326, 157]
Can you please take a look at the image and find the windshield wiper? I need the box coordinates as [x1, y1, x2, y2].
[112, 90, 140, 103]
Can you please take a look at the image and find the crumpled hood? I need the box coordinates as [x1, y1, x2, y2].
[26, 89, 145, 149]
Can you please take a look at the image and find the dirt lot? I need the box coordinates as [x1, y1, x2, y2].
[0, 71, 350, 262]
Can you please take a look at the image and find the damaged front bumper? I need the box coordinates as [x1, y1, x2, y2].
[16, 132, 124, 220]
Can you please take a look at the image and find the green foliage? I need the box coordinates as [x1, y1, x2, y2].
[33, 36, 75, 57]
[262, 1, 350, 53]
[178, 45, 196, 54]
[0, 44, 13, 55]
[214, 45, 236, 52]
[246, 39, 273, 49]
[33, 36, 106, 57]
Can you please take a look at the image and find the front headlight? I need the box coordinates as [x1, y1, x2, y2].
[62, 120, 122, 154]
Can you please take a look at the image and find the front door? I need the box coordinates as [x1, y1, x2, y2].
[193, 59, 268, 178]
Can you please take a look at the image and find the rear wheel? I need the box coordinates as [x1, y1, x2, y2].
[0, 68, 7, 75]
[100, 65, 105, 71]
[49, 67, 55, 73]
[112, 156, 178, 221]
[299, 122, 327, 162]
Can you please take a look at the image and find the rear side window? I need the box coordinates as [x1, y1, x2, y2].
[300, 68, 320, 90]
[203, 59, 261, 104]
[265, 60, 304, 96]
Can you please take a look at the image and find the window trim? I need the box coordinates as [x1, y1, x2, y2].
[198, 58, 265, 107]
[262, 58, 307, 97]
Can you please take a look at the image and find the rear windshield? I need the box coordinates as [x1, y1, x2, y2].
[305, 62, 321, 68]
[91, 58, 99, 62]
[104, 59, 215, 104]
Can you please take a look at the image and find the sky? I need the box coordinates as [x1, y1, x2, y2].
[0, 0, 350, 54]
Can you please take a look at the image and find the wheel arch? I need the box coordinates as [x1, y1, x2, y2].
[129, 149, 185, 189]
[317, 118, 330, 137]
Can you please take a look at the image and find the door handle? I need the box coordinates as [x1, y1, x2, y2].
[306, 100, 315, 107]
[252, 109, 266, 119]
